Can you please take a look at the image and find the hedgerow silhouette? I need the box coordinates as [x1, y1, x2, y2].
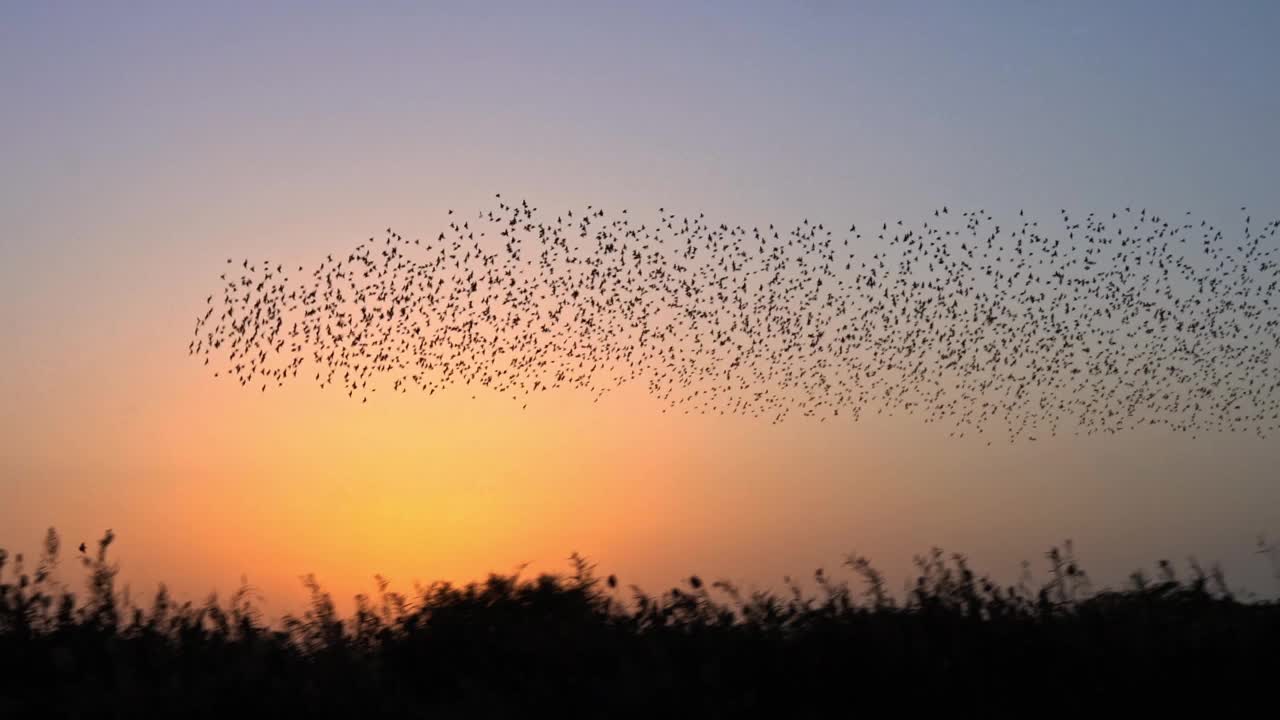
[1, 529, 1277, 717]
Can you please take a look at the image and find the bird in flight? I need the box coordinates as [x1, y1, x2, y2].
[190, 200, 1280, 442]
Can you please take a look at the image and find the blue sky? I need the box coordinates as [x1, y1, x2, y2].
[2, 1, 1279, 608]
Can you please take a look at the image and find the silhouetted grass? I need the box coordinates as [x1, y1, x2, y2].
[1, 530, 1277, 717]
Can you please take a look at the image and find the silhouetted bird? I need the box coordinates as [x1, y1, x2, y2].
[190, 201, 1280, 442]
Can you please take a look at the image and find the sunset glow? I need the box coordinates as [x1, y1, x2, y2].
[4, 1, 1280, 622]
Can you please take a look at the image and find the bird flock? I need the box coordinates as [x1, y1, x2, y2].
[190, 199, 1280, 442]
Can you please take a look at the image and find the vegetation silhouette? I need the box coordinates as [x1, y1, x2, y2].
[1, 529, 1277, 716]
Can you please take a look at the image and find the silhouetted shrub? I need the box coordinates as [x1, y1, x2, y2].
[0, 528, 1276, 717]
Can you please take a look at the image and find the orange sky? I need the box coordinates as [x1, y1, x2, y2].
[7, 331, 1277, 615]
[4, 3, 1280, 615]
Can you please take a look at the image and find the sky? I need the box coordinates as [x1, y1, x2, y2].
[3, 1, 1279, 615]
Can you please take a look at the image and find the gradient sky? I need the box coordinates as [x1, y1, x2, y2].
[3, 1, 1280, 615]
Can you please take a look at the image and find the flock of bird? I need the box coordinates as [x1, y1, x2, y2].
[190, 198, 1280, 442]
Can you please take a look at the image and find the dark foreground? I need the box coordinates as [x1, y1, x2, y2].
[2, 530, 1277, 717]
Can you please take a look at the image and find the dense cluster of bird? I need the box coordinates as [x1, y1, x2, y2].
[190, 198, 1280, 441]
